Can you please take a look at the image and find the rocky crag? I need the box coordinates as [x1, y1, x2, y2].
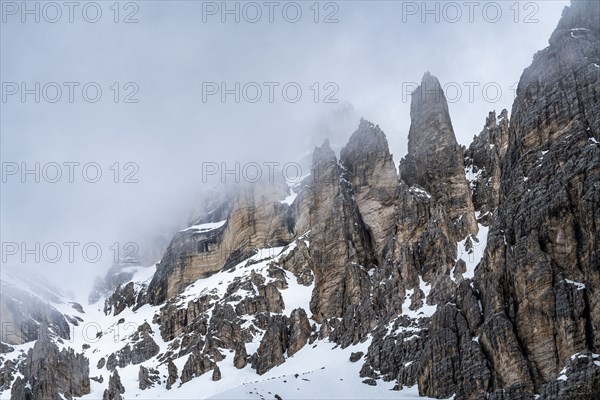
[0, 1, 599, 399]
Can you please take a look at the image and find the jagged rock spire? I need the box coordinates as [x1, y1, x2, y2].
[340, 119, 399, 262]
[400, 72, 477, 238]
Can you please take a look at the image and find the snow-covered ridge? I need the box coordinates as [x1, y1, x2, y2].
[1, 237, 437, 400]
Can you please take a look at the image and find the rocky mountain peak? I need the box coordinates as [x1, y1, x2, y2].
[402, 72, 458, 175]
[400, 72, 477, 238]
[340, 120, 399, 261]
[342, 118, 391, 162]
[549, 0, 600, 46]
[312, 138, 336, 166]
[409, 72, 453, 135]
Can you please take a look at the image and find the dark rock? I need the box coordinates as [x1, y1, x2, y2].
[0, 282, 71, 345]
[102, 370, 125, 400]
[349, 352, 364, 363]
[475, 0, 600, 396]
[399, 72, 477, 240]
[138, 365, 160, 390]
[287, 309, 311, 357]
[252, 316, 289, 375]
[308, 139, 375, 322]
[166, 359, 178, 390]
[18, 337, 90, 399]
[211, 365, 221, 381]
[105, 282, 137, 315]
[106, 322, 160, 370]
[234, 342, 248, 369]
[181, 352, 215, 383]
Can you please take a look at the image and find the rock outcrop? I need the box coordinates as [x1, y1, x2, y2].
[102, 370, 125, 400]
[105, 322, 160, 370]
[166, 359, 178, 389]
[400, 72, 478, 240]
[474, 1, 600, 397]
[17, 336, 90, 399]
[340, 119, 400, 261]
[147, 176, 294, 304]
[307, 139, 375, 321]
[464, 110, 510, 219]
[138, 365, 160, 390]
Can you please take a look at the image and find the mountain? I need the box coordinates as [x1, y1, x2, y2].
[1, 1, 599, 399]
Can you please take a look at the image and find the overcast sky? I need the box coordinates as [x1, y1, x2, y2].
[1, 0, 569, 300]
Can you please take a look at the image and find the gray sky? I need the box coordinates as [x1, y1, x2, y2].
[1, 0, 569, 300]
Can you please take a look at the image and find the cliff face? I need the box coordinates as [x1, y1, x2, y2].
[147, 176, 294, 304]
[400, 72, 478, 240]
[464, 109, 510, 220]
[475, 0, 600, 397]
[1, 1, 599, 399]
[339, 119, 400, 262]
[306, 139, 375, 322]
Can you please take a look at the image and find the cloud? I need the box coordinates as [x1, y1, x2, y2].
[0, 0, 569, 299]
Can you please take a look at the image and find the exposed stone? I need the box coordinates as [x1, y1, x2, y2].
[211, 365, 221, 381]
[340, 119, 400, 261]
[138, 365, 160, 390]
[147, 175, 294, 305]
[180, 352, 215, 384]
[4, 3, 599, 400]
[464, 110, 509, 218]
[0, 281, 71, 345]
[287, 308, 311, 357]
[308, 139, 375, 322]
[106, 322, 160, 370]
[19, 337, 90, 400]
[399, 72, 477, 240]
[233, 342, 248, 369]
[166, 359, 178, 390]
[104, 282, 137, 316]
[102, 370, 125, 400]
[252, 315, 289, 375]
[474, 0, 600, 397]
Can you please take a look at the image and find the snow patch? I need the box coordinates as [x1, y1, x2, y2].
[464, 165, 483, 190]
[280, 191, 298, 205]
[182, 220, 227, 232]
[565, 279, 586, 290]
[455, 222, 489, 280]
[409, 186, 432, 199]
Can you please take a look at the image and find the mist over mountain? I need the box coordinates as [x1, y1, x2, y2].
[1, 1, 599, 399]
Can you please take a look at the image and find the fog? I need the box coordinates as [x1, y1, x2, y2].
[1, 0, 568, 300]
